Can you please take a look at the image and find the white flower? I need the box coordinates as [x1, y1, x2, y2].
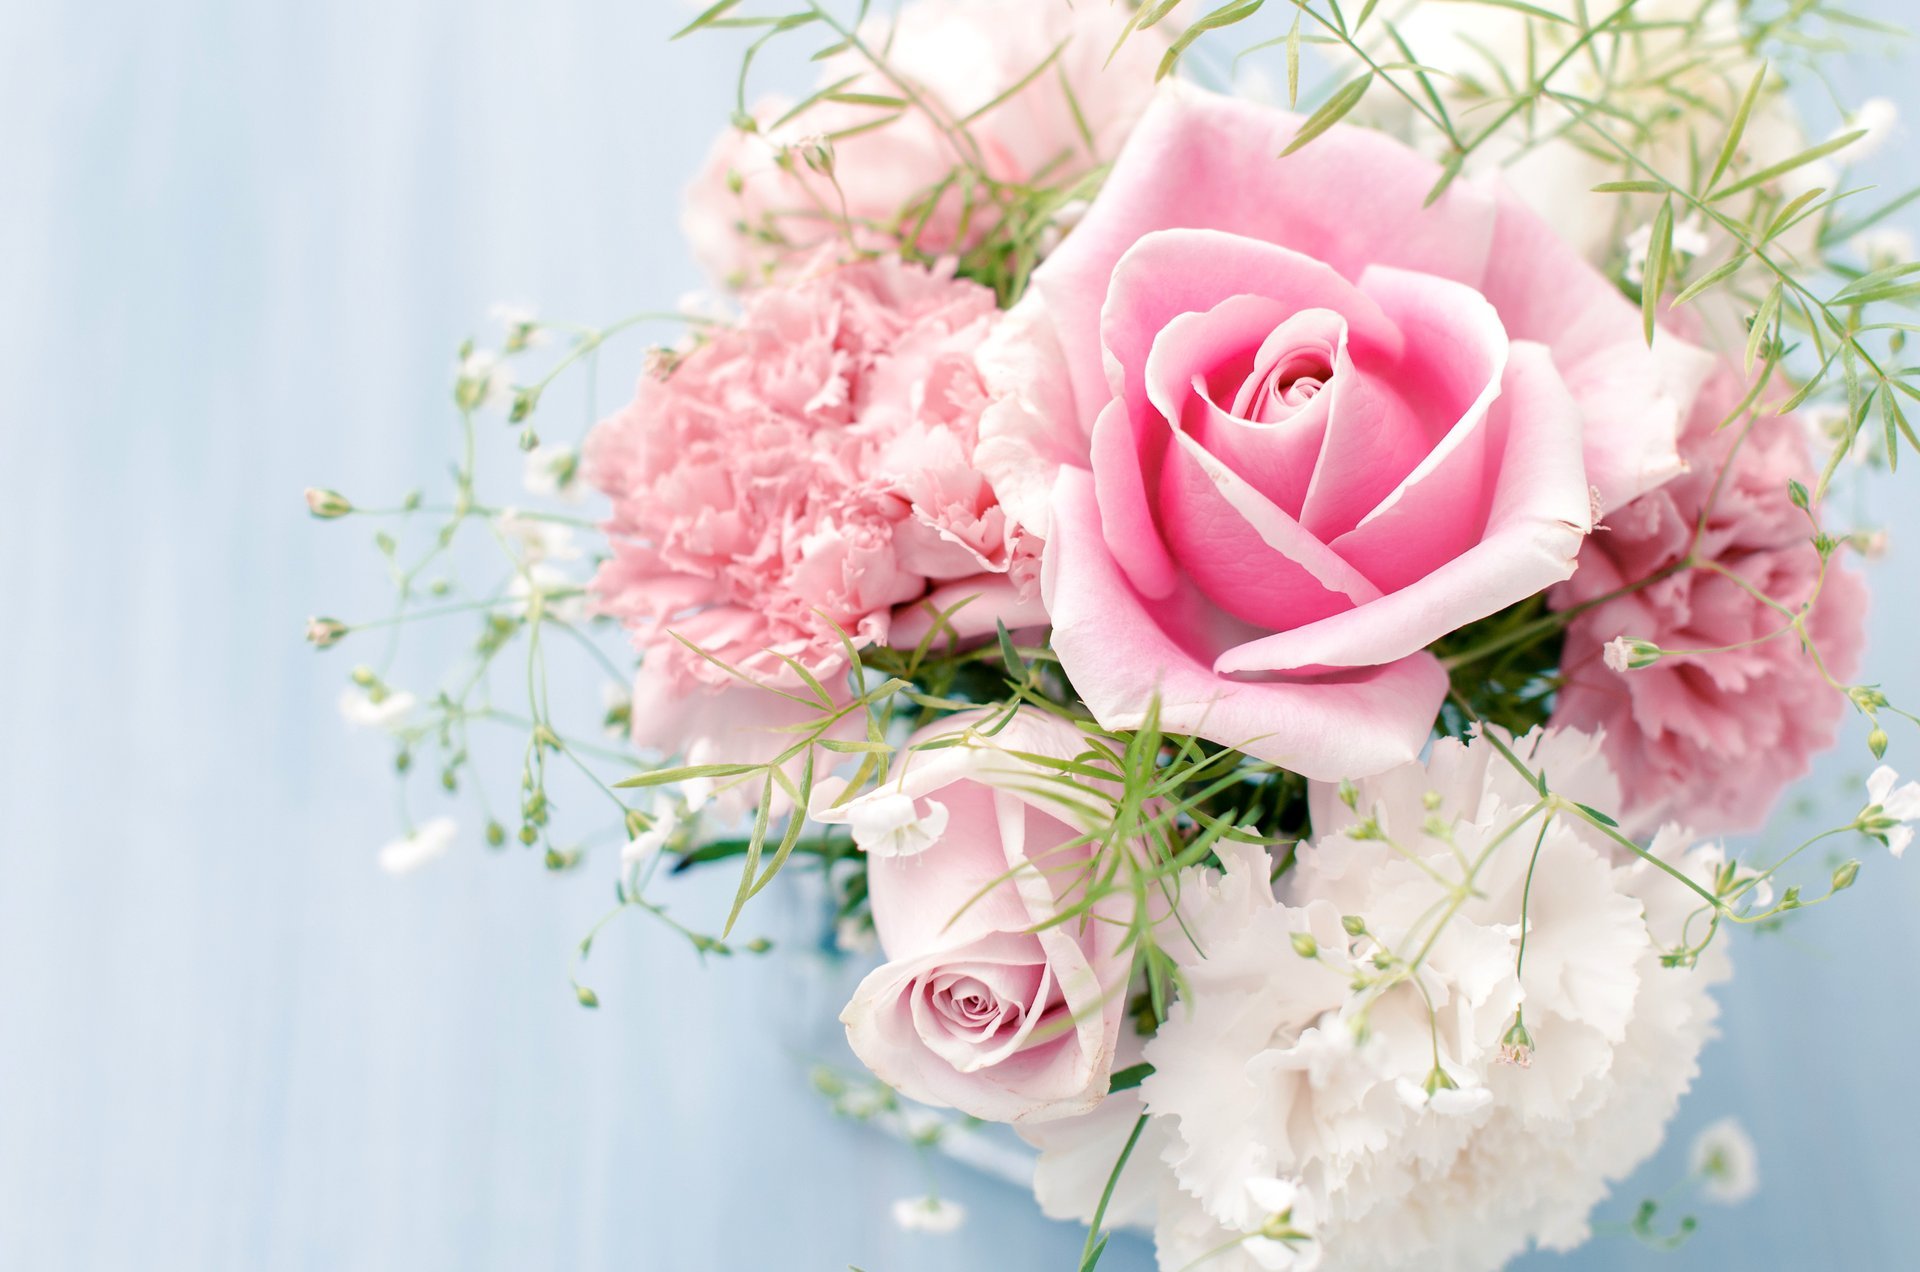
[455, 350, 512, 412]
[521, 443, 585, 504]
[1690, 1117, 1760, 1204]
[1026, 728, 1729, 1272]
[1603, 636, 1658, 672]
[1834, 97, 1899, 167]
[488, 301, 547, 350]
[378, 816, 458, 875]
[891, 1195, 964, 1234]
[835, 915, 880, 956]
[1861, 766, 1920, 857]
[1853, 227, 1916, 269]
[496, 509, 581, 564]
[510, 563, 587, 626]
[338, 688, 417, 732]
[1800, 402, 1874, 467]
[1351, 0, 1812, 267]
[1624, 212, 1710, 285]
[1750, 876, 1775, 909]
[601, 682, 633, 739]
[846, 792, 950, 859]
[676, 290, 735, 324]
[622, 806, 682, 875]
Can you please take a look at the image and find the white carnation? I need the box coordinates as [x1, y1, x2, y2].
[1025, 728, 1729, 1272]
[1350, 0, 1814, 275]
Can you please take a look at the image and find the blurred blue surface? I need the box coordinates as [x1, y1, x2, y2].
[3, 2, 1918, 1269]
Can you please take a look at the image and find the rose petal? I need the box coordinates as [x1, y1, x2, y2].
[1032, 86, 1498, 428]
[1217, 341, 1591, 672]
[1045, 468, 1448, 779]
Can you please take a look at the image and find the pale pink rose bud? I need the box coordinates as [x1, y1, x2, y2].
[819, 708, 1134, 1124]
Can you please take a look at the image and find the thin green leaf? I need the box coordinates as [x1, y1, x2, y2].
[1705, 64, 1768, 195]
[1670, 253, 1748, 306]
[1746, 283, 1782, 374]
[1642, 198, 1674, 344]
[1286, 10, 1302, 109]
[723, 770, 777, 936]
[1157, 0, 1267, 82]
[1281, 73, 1372, 158]
[1711, 129, 1866, 202]
[673, 0, 743, 39]
[614, 762, 762, 790]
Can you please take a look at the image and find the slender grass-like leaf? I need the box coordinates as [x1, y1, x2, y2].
[1281, 72, 1372, 156]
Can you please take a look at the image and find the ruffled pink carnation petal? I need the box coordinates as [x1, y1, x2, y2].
[1550, 368, 1868, 836]
[587, 258, 1043, 711]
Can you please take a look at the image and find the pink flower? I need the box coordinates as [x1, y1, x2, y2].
[820, 708, 1133, 1123]
[1551, 368, 1868, 836]
[683, 0, 1167, 287]
[989, 86, 1709, 780]
[587, 259, 1044, 744]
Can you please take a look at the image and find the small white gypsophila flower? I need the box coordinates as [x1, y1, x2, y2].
[891, 1196, 965, 1234]
[622, 805, 683, 876]
[835, 915, 880, 956]
[1861, 766, 1920, 857]
[496, 509, 581, 564]
[378, 816, 458, 875]
[847, 791, 949, 859]
[521, 443, 585, 504]
[1604, 636, 1659, 672]
[338, 688, 417, 732]
[1835, 97, 1900, 167]
[601, 682, 633, 739]
[1690, 1117, 1760, 1205]
[1799, 402, 1875, 468]
[1025, 728, 1730, 1272]
[1853, 227, 1916, 270]
[510, 563, 587, 626]
[676, 290, 735, 324]
[455, 350, 512, 413]
[1749, 875, 1775, 909]
[1623, 212, 1710, 285]
[488, 301, 547, 351]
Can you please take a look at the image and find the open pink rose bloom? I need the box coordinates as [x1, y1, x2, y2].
[991, 88, 1711, 779]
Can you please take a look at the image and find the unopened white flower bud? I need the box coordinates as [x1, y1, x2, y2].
[305, 487, 353, 518]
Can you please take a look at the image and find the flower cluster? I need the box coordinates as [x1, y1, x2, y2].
[1024, 729, 1730, 1271]
[310, 1, 1916, 1268]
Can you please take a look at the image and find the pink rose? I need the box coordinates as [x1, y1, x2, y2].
[820, 708, 1132, 1123]
[683, 0, 1166, 287]
[1551, 368, 1868, 836]
[986, 86, 1709, 779]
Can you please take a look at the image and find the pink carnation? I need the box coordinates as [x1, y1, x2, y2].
[586, 258, 1041, 724]
[1550, 368, 1868, 836]
[683, 0, 1166, 287]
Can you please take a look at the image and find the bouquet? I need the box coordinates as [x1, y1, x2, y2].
[308, 1, 1920, 1267]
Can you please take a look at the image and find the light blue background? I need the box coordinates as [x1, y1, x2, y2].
[4, 3, 1918, 1269]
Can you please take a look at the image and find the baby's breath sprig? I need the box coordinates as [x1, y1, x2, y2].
[309, 305, 706, 934]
